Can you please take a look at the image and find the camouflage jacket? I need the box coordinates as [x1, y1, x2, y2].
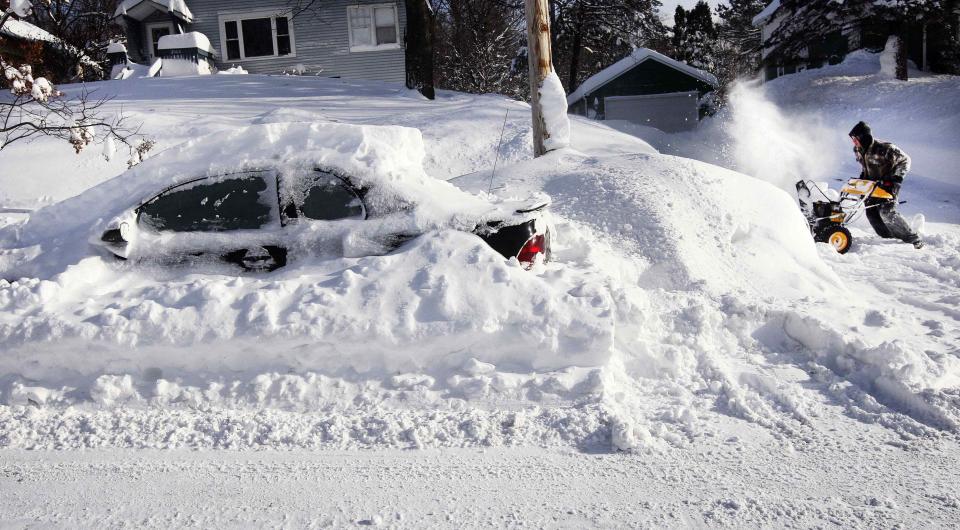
[854, 140, 911, 183]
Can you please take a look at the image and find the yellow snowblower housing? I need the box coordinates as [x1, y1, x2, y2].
[840, 179, 895, 199]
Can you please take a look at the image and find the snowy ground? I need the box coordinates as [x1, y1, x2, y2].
[3, 441, 959, 528]
[1, 52, 959, 526]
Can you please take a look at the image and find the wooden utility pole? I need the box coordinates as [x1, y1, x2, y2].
[524, 0, 553, 157]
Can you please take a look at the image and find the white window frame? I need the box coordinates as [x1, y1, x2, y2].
[347, 3, 401, 52]
[217, 10, 296, 62]
[145, 22, 175, 59]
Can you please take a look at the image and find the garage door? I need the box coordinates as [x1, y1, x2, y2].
[604, 91, 699, 133]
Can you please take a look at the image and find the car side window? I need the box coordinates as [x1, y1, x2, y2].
[138, 174, 273, 232]
[282, 171, 365, 222]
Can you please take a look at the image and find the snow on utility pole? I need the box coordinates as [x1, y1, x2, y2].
[523, 0, 571, 158]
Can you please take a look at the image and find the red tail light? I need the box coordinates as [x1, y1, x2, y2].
[517, 234, 545, 268]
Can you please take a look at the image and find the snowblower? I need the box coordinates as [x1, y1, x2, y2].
[795, 178, 897, 254]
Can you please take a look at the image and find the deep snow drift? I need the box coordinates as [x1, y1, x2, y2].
[0, 70, 958, 464]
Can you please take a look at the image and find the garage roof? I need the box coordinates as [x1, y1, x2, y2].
[752, 0, 782, 26]
[566, 48, 718, 105]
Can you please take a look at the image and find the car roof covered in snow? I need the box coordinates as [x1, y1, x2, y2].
[566, 48, 718, 105]
[9, 122, 494, 246]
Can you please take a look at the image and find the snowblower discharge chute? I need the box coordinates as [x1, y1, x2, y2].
[795, 178, 897, 254]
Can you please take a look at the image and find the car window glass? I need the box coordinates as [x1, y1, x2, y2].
[139, 174, 273, 232]
[300, 177, 364, 221]
[280, 171, 365, 222]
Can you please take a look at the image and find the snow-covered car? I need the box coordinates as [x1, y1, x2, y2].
[96, 166, 551, 271]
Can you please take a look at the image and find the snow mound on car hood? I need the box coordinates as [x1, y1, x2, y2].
[0, 122, 497, 278]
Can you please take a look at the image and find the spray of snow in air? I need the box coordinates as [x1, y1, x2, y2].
[724, 82, 840, 191]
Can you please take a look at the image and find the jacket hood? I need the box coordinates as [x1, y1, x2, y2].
[849, 121, 874, 148]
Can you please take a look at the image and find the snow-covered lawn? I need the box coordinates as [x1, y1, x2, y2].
[1, 51, 959, 526]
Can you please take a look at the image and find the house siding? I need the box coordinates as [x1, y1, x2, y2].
[132, 0, 406, 83]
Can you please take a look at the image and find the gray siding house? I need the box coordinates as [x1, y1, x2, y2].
[113, 0, 406, 82]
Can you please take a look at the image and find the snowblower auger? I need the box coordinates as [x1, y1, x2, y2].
[795, 178, 896, 255]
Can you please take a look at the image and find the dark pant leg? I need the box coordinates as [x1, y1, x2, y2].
[865, 198, 893, 238]
[876, 200, 920, 243]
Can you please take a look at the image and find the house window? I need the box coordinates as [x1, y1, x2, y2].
[776, 65, 785, 78]
[219, 12, 295, 61]
[348, 4, 399, 51]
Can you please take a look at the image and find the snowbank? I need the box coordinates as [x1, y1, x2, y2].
[218, 65, 248, 75]
[0, 230, 614, 380]
[456, 151, 836, 299]
[161, 57, 213, 76]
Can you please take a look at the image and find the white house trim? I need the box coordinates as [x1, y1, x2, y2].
[144, 21, 175, 59]
[347, 3, 401, 52]
[217, 9, 297, 62]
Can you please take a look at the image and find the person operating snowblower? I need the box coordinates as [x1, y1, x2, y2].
[848, 121, 924, 249]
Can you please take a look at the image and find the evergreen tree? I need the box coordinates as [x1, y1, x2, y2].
[764, 0, 958, 80]
[686, 1, 718, 70]
[671, 5, 687, 59]
[715, 0, 766, 73]
[551, 0, 668, 93]
[712, 0, 767, 101]
[672, 1, 717, 71]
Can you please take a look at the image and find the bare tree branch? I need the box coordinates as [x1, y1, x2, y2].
[1, 8, 151, 164]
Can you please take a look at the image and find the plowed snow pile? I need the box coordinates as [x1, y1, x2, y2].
[1, 71, 959, 456]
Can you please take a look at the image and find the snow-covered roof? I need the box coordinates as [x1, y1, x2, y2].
[114, 0, 194, 23]
[158, 32, 212, 53]
[566, 48, 718, 105]
[0, 18, 58, 43]
[752, 0, 781, 26]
